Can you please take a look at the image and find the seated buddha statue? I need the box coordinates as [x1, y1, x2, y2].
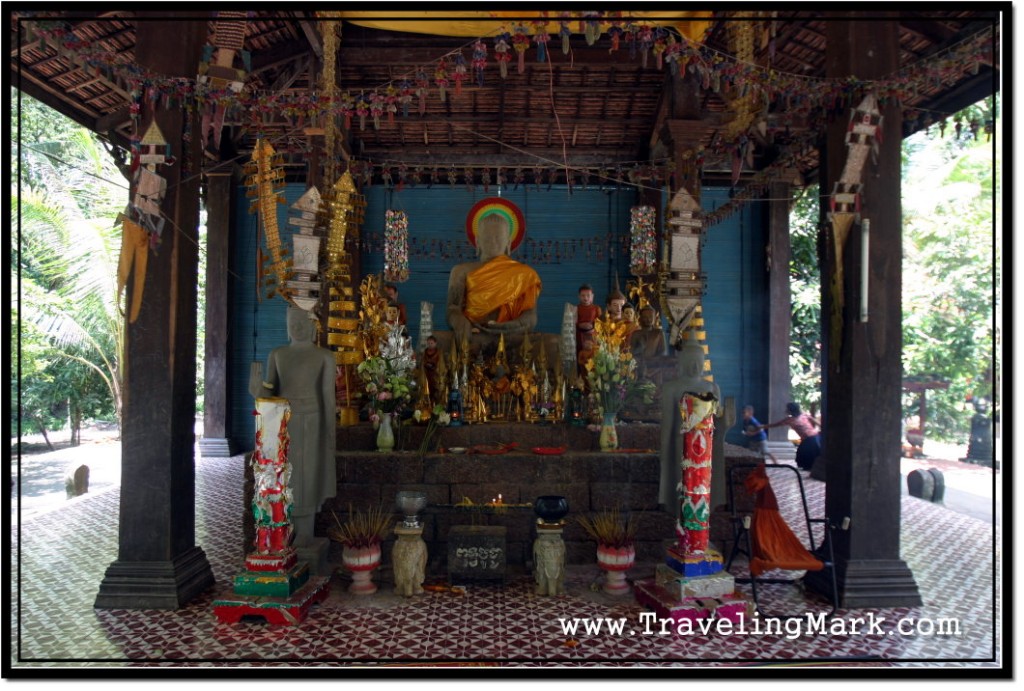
[446, 214, 542, 347]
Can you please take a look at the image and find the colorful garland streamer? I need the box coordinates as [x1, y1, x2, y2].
[629, 205, 657, 275]
[384, 209, 410, 283]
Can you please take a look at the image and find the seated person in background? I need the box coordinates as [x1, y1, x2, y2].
[575, 283, 601, 363]
[446, 214, 542, 345]
[421, 334, 442, 405]
[741, 404, 778, 462]
[605, 288, 627, 322]
[383, 283, 407, 326]
[622, 303, 640, 341]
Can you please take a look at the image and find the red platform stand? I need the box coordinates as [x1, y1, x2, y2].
[213, 576, 331, 625]
[213, 397, 331, 625]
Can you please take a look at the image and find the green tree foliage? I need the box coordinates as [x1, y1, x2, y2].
[788, 185, 822, 415]
[901, 97, 998, 441]
[788, 96, 998, 442]
[13, 91, 127, 442]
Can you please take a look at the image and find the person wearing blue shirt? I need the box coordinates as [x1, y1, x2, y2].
[742, 404, 777, 462]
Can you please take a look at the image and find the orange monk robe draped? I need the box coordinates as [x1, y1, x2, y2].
[744, 463, 824, 578]
[464, 255, 542, 324]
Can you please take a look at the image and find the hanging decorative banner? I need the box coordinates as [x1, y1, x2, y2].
[244, 138, 292, 302]
[384, 209, 410, 283]
[466, 197, 525, 251]
[629, 205, 657, 275]
[826, 92, 883, 371]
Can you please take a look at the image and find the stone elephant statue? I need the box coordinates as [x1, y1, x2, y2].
[392, 532, 427, 597]
[533, 533, 565, 596]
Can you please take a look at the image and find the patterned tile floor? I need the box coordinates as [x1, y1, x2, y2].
[8, 453, 1002, 671]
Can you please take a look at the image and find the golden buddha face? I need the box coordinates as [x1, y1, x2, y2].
[622, 305, 636, 323]
[386, 305, 399, 323]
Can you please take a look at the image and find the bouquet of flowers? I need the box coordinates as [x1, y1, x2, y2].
[357, 325, 416, 418]
[585, 317, 656, 416]
[414, 404, 451, 456]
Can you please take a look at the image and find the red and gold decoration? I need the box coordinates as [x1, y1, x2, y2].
[628, 205, 657, 276]
[466, 197, 526, 251]
[383, 209, 410, 283]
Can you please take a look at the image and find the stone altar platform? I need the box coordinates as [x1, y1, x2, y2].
[242, 423, 760, 577]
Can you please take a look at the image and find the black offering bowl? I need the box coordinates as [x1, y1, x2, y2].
[534, 495, 569, 525]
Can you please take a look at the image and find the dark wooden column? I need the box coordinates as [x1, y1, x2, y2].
[766, 181, 792, 440]
[805, 15, 921, 607]
[198, 169, 237, 457]
[95, 14, 215, 609]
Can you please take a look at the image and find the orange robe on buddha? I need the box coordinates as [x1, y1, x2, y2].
[464, 255, 542, 324]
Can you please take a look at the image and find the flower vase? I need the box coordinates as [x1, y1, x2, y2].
[377, 412, 395, 452]
[599, 412, 618, 451]
[595, 544, 635, 595]
[342, 544, 382, 595]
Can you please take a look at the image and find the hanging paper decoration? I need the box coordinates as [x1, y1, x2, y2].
[117, 216, 149, 323]
[653, 27, 669, 70]
[559, 15, 572, 54]
[494, 31, 512, 79]
[625, 22, 639, 59]
[532, 20, 549, 63]
[384, 210, 410, 283]
[415, 69, 430, 115]
[512, 24, 531, 74]
[629, 205, 657, 276]
[287, 186, 324, 314]
[435, 58, 450, 102]
[197, 11, 248, 152]
[398, 79, 413, 117]
[638, 24, 654, 68]
[384, 84, 399, 125]
[471, 39, 488, 88]
[583, 11, 602, 45]
[826, 92, 883, 372]
[453, 51, 467, 97]
[338, 91, 354, 130]
[369, 91, 384, 130]
[355, 93, 369, 131]
[608, 16, 624, 52]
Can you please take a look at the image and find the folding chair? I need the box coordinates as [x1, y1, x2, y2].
[725, 462, 839, 619]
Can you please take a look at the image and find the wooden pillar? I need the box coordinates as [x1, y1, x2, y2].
[766, 181, 792, 440]
[805, 14, 921, 607]
[95, 14, 214, 609]
[198, 170, 237, 457]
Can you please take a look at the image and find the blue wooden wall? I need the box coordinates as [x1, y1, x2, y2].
[228, 184, 770, 448]
[700, 189, 770, 445]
